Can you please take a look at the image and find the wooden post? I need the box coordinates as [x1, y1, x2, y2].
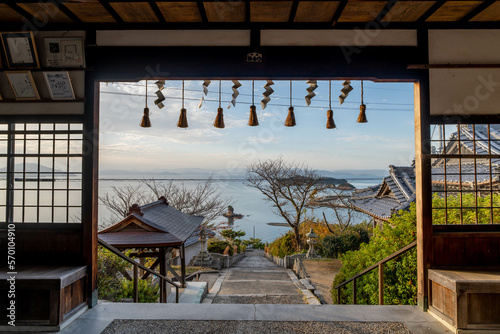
[133, 264, 138, 303]
[378, 263, 384, 305]
[414, 75, 433, 311]
[337, 287, 341, 304]
[82, 74, 99, 308]
[352, 278, 357, 305]
[180, 244, 187, 288]
[159, 247, 166, 303]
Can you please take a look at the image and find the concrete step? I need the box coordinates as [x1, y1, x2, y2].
[167, 282, 208, 303]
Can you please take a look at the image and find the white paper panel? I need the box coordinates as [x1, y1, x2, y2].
[430, 68, 500, 115]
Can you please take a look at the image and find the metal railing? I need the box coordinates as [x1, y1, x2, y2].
[98, 238, 181, 303]
[333, 240, 417, 305]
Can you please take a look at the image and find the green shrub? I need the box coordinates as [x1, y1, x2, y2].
[321, 223, 371, 258]
[97, 246, 131, 302]
[120, 278, 159, 303]
[207, 239, 231, 255]
[331, 203, 417, 305]
[243, 238, 266, 249]
[268, 231, 304, 257]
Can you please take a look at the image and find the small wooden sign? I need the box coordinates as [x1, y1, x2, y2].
[1, 32, 40, 69]
[43, 71, 75, 100]
[5, 71, 40, 100]
[43, 37, 85, 68]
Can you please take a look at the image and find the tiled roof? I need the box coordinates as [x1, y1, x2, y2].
[99, 199, 204, 247]
[351, 165, 416, 221]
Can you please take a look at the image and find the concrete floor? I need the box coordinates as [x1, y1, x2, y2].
[52, 303, 450, 334]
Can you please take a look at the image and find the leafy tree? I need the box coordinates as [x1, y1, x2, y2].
[246, 157, 326, 250]
[242, 238, 265, 249]
[331, 203, 417, 305]
[220, 228, 246, 243]
[322, 223, 371, 259]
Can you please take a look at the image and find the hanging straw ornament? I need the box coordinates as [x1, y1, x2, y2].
[285, 80, 296, 127]
[248, 80, 259, 126]
[305, 80, 317, 106]
[140, 80, 151, 128]
[357, 80, 367, 123]
[178, 80, 188, 128]
[261, 80, 274, 109]
[339, 80, 353, 105]
[198, 80, 211, 108]
[228, 80, 242, 108]
[326, 80, 336, 129]
[213, 80, 225, 128]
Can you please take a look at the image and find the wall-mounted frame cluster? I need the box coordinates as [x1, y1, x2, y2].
[0, 32, 84, 104]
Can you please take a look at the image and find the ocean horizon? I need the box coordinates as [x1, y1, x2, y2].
[98, 177, 381, 243]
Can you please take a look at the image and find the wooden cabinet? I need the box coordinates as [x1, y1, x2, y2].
[428, 269, 500, 332]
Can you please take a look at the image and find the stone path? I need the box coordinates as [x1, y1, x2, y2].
[205, 250, 315, 304]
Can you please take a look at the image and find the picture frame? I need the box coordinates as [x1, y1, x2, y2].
[43, 71, 75, 100]
[1, 32, 40, 69]
[43, 37, 85, 68]
[5, 71, 40, 100]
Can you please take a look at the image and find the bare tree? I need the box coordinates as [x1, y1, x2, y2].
[99, 183, 147, 225]
[99, 177, 232, 229]
[317, 188, 365, 234]
[245, 157, 325, 250]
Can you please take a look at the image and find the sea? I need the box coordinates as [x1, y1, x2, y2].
[98, 178, 380, 243]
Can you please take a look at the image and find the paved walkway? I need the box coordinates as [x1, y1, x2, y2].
[205, 250, 314, 304]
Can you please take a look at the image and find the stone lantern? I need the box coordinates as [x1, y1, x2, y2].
[193, 226, 212, 266]
[306, 228, 319, 258]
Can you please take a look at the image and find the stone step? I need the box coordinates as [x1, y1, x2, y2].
[167, 282, 208, 303]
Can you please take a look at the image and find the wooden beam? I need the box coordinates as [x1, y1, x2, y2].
[288, 0, 300, 23]
[149, 1, 166, 23]
[141, 258, 160, 279]
[374, 0, 399, 23]
[5, 2, 34, 23]
[417, 0, 446, 23]
[330, 0, 347, 26]
[409, 64, 500, 69]
[197, 0, 208, 23]
[99, 1, 125, 24]
[460, 0, 496, 22]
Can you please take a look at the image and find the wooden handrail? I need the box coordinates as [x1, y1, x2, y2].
[98, 238, 180, 303]
[334, 240, 417, 305]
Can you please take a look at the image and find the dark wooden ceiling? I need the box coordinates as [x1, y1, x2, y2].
[1, 0, 500, 29]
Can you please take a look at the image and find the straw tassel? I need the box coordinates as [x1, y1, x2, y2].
[326, 109, 336, 129]
[248, 105, 259, 126]
[285, 107, 296, 127]
[178, 80, 188, 128]
[357, 104, 367, 123]
[357, 80, 367, 123]
[214, 107, 225, 128]
[141, 107, 151, 128]
[178, 108, 188, 128]
[140, 80, 151, 127]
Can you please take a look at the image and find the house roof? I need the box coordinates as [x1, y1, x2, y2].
[351, 165, 416, 221]
[351, 126, 500, 221]
[99, 197, 204, 248]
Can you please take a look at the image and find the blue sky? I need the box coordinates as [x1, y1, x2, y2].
[98, 80, 415, 173]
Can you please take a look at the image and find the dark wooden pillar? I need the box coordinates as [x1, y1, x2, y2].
[414, 76, 433, 311]
[180, 244, 186, 288]
[82, 72, 99, 307]
[159, 247, 166, 303]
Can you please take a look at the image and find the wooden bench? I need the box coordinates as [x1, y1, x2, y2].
[428, 269, 500, 333]
[0, 265, 87, 327]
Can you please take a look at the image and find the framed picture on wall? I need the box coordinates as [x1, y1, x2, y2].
[1, 32, 40, 69]
[5, 71, 40, 100]
[43, 71, 75, 100]
[43, 37, 85, 68]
